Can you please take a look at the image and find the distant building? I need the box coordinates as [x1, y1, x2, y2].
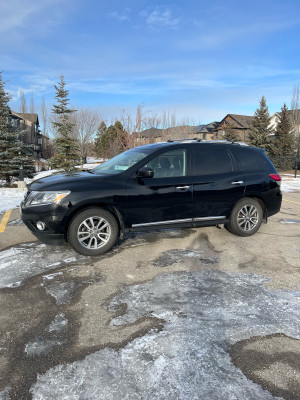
[133, 125, 204, 145]
[9, 111, 49, 159]
[198, 122, 219, 140]
[214, 114, 255, 141]
[269, 109, 300, 135]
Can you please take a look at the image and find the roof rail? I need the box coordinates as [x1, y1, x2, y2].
[167, 138, 201, 142]
[166, 138, 249, 146]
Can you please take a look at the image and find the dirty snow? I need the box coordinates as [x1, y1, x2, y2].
[31, 270, 300, 400]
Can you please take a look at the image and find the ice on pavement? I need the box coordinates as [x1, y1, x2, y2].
[0, 243, 87, 289]
[25, 314, 68, 356]
[31, 270, 300, 400]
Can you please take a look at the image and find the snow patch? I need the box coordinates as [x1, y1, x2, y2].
[31, 270, 300, 400]
[0, 189, 25, 213]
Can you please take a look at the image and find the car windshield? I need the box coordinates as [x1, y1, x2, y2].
[92, 147, 153, 175]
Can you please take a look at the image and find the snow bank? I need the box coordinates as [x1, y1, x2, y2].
[281, 174, 300, 193]
[0, 189, 25, 214]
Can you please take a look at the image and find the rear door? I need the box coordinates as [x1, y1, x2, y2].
[191, 144, 246, 219]
[126, 147, 195, 227]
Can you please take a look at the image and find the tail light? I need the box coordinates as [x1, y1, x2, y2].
[269, 174, 282, 186]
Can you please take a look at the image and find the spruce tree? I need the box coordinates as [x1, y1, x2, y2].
[223, 124, 240, 141]
[0, 72, 34, 186]
[248, 96, 272, 153]
[50, 74, 79, 170]
[94, 121, 128, 158]
[94, 121, 108, 158]
[273, 103, 295, 156]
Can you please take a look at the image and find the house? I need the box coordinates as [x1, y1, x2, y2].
[133, 125, 205, 145]
[269, 109, 300, 136]
[198, 121, 219, 140]
[9, 111, 49, 159]
[214, 114, 255, 141]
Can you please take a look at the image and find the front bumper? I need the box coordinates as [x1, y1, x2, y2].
[20, 202, 67, 246]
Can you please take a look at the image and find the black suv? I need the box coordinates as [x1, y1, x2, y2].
[21, 140, 282, 256]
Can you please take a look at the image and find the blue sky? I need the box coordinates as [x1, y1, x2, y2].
[1, 0, 300, 126]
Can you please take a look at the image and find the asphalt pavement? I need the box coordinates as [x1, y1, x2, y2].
[0, 192, 299, 400]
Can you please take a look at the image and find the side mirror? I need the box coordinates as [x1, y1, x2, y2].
[137, 167, 154, 179]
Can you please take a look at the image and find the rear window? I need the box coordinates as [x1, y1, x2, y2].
[192, 146, 233, 175]
[230, 147, 272, 171]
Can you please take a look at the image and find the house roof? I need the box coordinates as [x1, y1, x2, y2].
[11, 111, 39, 125]
[217, 114, 254, 130]
[199, 121, 219, 133]
[133, 125, 204, 138]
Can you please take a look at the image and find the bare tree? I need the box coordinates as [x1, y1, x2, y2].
[71, 108, 103, 161]
[291, 85, 300, 177]
[40, 96, 48, 137]
[144, 113, 161, 130]
[19, 90, 27, 113]
[30, 94, 34, 113]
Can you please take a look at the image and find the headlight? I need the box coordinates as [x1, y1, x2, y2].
[25, 191, 71, 206]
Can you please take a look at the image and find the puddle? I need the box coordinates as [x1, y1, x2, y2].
[152, 249, 218, 267]
[121, 229, 195, 249]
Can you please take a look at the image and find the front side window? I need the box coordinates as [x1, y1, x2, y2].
[144, 149, 187, 178]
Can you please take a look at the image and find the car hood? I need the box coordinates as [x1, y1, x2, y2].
[28, 171, 109, 191]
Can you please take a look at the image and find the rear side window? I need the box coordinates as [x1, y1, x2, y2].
[192, 147, 233, 175]
[230, 147, 270, 171]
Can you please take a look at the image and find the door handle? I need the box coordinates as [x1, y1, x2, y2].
[176, 186, 190, 190]
[231, 181, 244, 185]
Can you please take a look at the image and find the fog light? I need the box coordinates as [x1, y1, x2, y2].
[36, 221, 46, 231]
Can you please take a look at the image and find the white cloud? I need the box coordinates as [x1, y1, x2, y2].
[140, 7, 179, 28]
[108, 9, 130, 21]
[178, 19, 300, 50]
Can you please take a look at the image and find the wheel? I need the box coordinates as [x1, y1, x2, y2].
[225, 198, 263, 237]
[67, 208, 118, 256]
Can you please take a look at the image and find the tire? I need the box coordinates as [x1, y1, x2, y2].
[67, 208, 118, 256]
[225, 198, 263, 237]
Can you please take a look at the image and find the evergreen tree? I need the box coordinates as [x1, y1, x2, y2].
[272, 103, 295, 156]
[0, 72, 34, 186]
[223, 124, 240, 141]
[50, 74, 79, 170]
[248, 96, 272, 153]
[94, 121, 108, 158]
[94, 121, 128, 158]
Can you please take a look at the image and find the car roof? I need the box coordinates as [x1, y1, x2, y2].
[134, 139, 252, 152]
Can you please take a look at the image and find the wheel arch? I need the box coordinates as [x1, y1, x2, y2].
[242, 196, 267, 221]
[64, 203, 124, 242]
